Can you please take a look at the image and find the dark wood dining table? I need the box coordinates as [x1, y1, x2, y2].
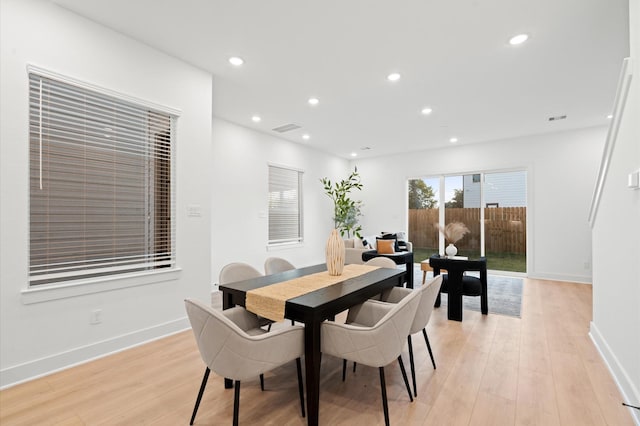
[219, 263, 406, 426]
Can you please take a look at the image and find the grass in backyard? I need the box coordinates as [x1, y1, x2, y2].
[412, 247, 526, 273]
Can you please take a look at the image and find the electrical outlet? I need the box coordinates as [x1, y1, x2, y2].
[90, 309, 102, 325]
[584, 261, 591, 270]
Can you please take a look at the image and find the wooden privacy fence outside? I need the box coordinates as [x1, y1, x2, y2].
[408, 207, 526, 254]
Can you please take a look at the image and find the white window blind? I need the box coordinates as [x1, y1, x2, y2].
[28, 72, 175, 286]
[268, 165, 303, 244]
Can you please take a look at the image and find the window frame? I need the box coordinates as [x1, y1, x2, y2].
[267, 163, 304, 247]
[24, 65, 180, 299]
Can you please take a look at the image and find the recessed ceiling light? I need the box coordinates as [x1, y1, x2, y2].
[308, 97, 319, 106]
[229, 56, 244, 66]
[351, 152, 358, 157]
[449, 137, 458, 143]
[251, 115, 261, 123]
[302, 134, 310, 140]
[509, 34, 529, 45]
[387, 73, 401, 82]
[421, 107, 433, 115]
[606, 114, 613, 119]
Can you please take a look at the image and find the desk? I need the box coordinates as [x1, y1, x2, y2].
[361, 250, 414, 288]
[219, 263, 405, 426]
[428, 254, 487, 322]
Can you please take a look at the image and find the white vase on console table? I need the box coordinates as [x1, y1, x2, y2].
[445, 243, 458, 257]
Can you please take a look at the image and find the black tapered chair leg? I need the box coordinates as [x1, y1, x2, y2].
[233, 380, 241, 426]
[422, 328, 436, 369]
[408, 335, 417, 397]
[296, 358, 306, 418]
[379, 367, 390, 426]
[353, 361, 357, 372]
[190, 367, 210, 425]
[260, 373, 264, 391]
[397, 355, 413, 402]
[342, 359, 347, 381]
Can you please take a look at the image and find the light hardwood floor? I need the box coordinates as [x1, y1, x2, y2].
[0, 278, 635, 425]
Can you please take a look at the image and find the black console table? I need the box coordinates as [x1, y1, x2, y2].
[362, 250, 414, 288]
[429, 254, 487, 321]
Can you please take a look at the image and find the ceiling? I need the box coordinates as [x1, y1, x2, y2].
[53, 0, 629, 159]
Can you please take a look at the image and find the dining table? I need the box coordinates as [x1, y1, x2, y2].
[218, 263, 406, 426]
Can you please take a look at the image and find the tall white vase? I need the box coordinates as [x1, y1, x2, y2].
[326, 229, 345, 276]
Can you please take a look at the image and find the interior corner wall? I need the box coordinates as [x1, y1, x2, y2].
[590, 0, 640, 418]
[0, 0, 212, 388]
[210, 118, 349, 284]
[350, 126, 607, 283]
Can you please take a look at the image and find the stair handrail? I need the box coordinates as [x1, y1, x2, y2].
[588, 57, 633, 227]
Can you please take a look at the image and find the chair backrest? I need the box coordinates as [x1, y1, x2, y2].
[264, 257, 296, 275]
[185, 298, 253, 379]
[410, 275, 443, 334]
[327, 288, 421, 367]
[219, 262, 262, 285]
[364, 257, 397, 269]
[184, 298, 303, 381]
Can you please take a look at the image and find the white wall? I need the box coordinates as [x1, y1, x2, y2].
[591, 0, 640, 420]
[210, 118, 349, 283]
[0, 0, 212, 387]
[350, 126, 607, 283]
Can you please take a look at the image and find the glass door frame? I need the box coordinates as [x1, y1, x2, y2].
[409, 167, 528, 274]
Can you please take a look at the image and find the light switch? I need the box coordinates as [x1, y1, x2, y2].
[628, 170, 640, 189]
[187, 204, 202, 217]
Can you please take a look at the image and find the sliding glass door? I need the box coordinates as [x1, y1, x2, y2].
[445, 174, 481, 259]
[408, 170, 526, 273]
[483, 171, 527, 272]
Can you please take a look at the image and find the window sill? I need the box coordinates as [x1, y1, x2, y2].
[267, 241, 304, 251]
[21, 268, 182, 305]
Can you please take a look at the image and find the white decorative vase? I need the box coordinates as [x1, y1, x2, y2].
[326, 229, 345, 276]
[445, 243, 458, 257]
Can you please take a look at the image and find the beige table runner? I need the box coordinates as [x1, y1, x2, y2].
[246, 264, 380, 322]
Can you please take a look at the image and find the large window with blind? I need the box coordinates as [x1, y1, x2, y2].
[268, 165, 303, 245]
[28, 70, 176, 286]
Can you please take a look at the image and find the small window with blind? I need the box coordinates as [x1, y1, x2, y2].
[268, 164, 303, 245]
[28, 70, 176, 286]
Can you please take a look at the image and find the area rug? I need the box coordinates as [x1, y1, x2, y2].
[417, 268, 523, 318]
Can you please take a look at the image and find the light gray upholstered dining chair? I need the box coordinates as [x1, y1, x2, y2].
[220, 262, 273, 328]
[264, 257, 296, 275]
[321, 288, 421, 426]
[373, 275, 443, 397]
[218, 262, 274, 387]
[364, 257, 398, 269]
[185, 299, 306, 426]
[219, 262, 263, 284]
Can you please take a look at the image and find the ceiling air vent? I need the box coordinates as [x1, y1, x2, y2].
[272, 123, 301, 133]
[548, 115, 567, 121]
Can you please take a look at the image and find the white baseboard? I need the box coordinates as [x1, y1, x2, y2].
[589, 321, 640, 425]
[527, 271, 592, 284]
[0, 316, 190, 390]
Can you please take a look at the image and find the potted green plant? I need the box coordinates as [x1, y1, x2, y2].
[320, 168, 364, 275]
[320, 168, 363, 238]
